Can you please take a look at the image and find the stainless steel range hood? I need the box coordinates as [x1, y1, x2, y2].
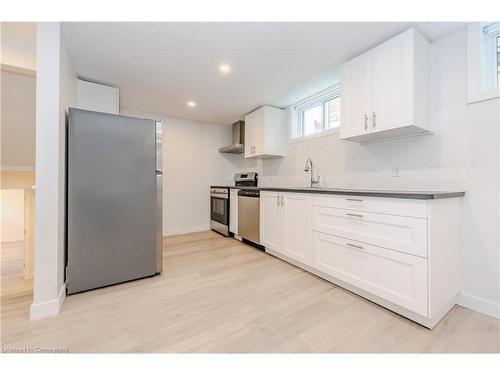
[219, 121, 245, 154]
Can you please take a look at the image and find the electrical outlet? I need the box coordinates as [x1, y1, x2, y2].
[392, 168, 402, 178]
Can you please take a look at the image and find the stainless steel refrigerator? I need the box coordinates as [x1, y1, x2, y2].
[66, 108, 162, 295]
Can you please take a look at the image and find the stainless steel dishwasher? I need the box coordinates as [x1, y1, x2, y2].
[237, 189, 260, 244]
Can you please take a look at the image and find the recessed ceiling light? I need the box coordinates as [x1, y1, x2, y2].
[218, 64, 231, 74]
[187, 101, 196, 108]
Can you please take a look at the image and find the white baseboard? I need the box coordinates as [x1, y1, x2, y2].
[30, 283, 66, 320]
[164, 224, 210, 236]
[1, 236, 24, 242]
[458, 292, 500, 319]
[0, 165, 35, 172]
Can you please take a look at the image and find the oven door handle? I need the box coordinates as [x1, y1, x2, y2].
[211, 193, 229, 199]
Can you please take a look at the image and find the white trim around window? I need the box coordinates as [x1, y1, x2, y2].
[467, 22, 500, 104]
[290, 84, 341, 142]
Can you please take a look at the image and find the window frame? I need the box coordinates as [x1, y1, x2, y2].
[484, 27, 500, 90]
[496, 35, 500, 88]
[291, 84, 341, 143]
[467, 22, 500, 104]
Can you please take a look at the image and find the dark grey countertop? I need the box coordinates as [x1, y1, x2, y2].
[212, 185, 465, 200]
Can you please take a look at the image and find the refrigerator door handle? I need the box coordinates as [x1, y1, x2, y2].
[155, 172, 163, 273]
[155, 121, 162, 171]
[155, 121, 163, 273]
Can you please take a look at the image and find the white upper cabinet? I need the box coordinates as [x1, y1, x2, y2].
[340, 28, 431, 143]
[244, 105, 285, 158]
[340, 50, 372, 139]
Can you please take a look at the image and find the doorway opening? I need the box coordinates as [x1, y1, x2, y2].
[0, 184, 35, 301]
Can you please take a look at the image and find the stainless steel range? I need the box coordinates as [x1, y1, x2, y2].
[234, 172, 258, 188]
[210, 172, 258, 237]
[210, 187, 230, 236]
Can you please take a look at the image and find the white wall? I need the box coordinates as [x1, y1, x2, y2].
[460, 95, 500, 317]
[77, 79, 119, 115]
[31, 22, 77, 320]
[0, 70, 36, 170]
[0, 189, 25, 242]
[253, 27, 500, 319]
[0, 22, 37, 71]
[120, 109, 256, 236]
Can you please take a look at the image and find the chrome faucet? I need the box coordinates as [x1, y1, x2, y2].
[304, 158, 320, 188]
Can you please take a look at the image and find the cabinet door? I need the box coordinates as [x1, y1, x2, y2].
[371, 30, 412, 132]
[340, 50, 372, 139]
[244, 106, 285, 158]
[254, 107, 266, 155]
[282, 193, 312, 265]
[312, 232, 428, 316]
[260, 191, 283, 251]
[229, 189, 239, 234]
[244, 110, 257, 158]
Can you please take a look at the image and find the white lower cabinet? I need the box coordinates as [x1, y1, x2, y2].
[260, 191, 311, 265]
[260, 191, 462, 328]
[282, 193, 312, 265]
[229, 189, 239, 235]
[260, 191, 283, 251]
[312, 231, 428, 316]
[312, 206, 428, 257]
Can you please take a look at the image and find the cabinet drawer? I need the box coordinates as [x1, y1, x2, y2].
[312, 206, 427, 257]
[312, 232, 428, 316]
[313, 194, 428, 219]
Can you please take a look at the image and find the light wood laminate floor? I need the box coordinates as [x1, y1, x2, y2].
[1, 231, 499, 353]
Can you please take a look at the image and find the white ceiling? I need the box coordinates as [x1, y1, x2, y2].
[22, 22, 465, 125]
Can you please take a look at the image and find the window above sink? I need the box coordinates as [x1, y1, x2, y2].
[291, 83, 341, 142]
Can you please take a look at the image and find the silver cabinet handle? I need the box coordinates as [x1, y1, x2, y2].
[346, 243, 364, 250]
[281, 194, 284, 207]
[346, 198, 363, 202]
[373, 112, 376, 128]
[346, 213, 363, 218]
[277, 194, 280, 206]
[364, 114, 368, 130]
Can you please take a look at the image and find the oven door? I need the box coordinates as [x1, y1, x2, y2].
[210, 195, 228, 225]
